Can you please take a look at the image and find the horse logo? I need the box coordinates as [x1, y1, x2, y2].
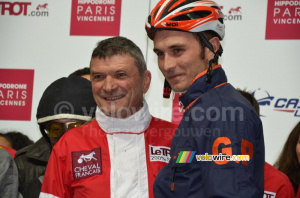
[36, 3, 48, 10]
[77, 151, 97, 164]
[229, 7, 242, 14]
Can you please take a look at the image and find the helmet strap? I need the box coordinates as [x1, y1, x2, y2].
[163, 78, 172, 98]
[197, 32, 222, 83]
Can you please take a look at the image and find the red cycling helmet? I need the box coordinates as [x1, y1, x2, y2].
[145, 0, 225, 40]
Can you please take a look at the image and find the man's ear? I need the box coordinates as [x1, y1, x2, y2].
[205, 37, 220, 61]
[142, 70, 152, 94]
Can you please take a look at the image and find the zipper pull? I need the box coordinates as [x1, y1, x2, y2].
[171, 167, 176, 192]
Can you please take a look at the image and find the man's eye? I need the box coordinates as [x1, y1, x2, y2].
[155, 51, 164, 57]
[173, 49, 183, 54]
[93, 74, 104, 80]
[116, 73, 127, 78]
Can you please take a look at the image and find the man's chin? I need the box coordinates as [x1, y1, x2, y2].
[170, 84, 187, 93]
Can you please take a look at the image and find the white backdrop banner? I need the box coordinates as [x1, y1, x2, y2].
[0, 0, 299, 165]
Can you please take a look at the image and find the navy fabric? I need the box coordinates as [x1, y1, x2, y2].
[153, 67, 265, 197]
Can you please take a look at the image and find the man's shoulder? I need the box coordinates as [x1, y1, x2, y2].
[15, 137, 50, 160]
[62, 120, 98, 138]
[54, 120, 100, 150]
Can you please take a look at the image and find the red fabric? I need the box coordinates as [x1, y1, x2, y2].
[0, 145, 16, 158]
[41, 118, 177, 198]
[297, 185, 300, 198]
[264, 162, 295, 198]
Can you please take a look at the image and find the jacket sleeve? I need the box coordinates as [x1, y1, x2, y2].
[202, 111, 264, 197]
[0, 148, 19, 198]
[154, 108, 265, 198]
[39, 146, 71, 198]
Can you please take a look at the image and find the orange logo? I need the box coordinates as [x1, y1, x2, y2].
[212, 137, 253, 166]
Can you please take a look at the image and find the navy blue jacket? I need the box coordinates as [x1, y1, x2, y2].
[154, 66, 265, 197]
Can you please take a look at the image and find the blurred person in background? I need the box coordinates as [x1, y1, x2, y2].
[275, 121, 300, 196]
[68, 67, 90, 81]
[237, 89, 295, 198]
[0, 131, 34, 151]
[14, 75, 97, 198]
[0, 133, 14, 149]
[0, 146, 18, 198]
[0, 132, 17, 157]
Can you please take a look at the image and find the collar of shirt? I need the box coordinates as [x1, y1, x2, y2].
[95, 98, 152, 133]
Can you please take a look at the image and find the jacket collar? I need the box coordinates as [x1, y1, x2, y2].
[24, 137, 51, 162]
[96, 98, 152, 133]
[179, 65, 227, 109]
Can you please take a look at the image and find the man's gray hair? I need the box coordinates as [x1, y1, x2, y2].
[91, 36, 147, 75]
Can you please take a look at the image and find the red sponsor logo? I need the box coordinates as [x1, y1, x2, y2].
[36, 3, 48, 10]
[266, 0, 300, 39]
[70, 0, 122, 36]
[0, 1, 49, 17]
[0, 69, 34, 121]
[72, 148, 102, 181]
[264, 191, 276, 198]
[228, 6, 242, 14]
[0, 1, 31, 16]
[171, 93, 184, 125]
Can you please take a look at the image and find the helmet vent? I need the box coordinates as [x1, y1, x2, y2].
[147, 15, 151, 24]
[153, 6, 161, 19]
[170, 11, 211, 21]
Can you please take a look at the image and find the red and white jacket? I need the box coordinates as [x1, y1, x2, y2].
[264, 162, 295, 198]
[40, 101, 177, 198]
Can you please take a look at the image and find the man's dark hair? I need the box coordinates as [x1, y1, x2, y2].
[0, 131, 34, 151]
[91, 36, 147, 75]
[69, 67, 90, 77]
[192, 30, 221, 61]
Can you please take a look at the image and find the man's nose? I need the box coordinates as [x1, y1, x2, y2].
[162, 54, 176, 72]
[103, 76, 117, 93]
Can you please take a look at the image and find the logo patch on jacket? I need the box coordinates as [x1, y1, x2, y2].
[72, 148, 102, 181]
[149, 145, 171, 163]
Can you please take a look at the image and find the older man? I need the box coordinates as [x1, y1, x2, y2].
[40, 37, 177, 198]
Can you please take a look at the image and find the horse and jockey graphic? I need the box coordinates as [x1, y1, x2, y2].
[229, 6, 242, 14]
[78, 151, 97, 164]
[36, 3, 48, 10]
